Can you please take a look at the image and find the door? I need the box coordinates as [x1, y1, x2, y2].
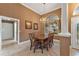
[2, 21, 14, 40]
[0, 16, 20, 50]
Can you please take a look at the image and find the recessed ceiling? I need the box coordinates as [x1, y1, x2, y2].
[21, 3, 61, 15]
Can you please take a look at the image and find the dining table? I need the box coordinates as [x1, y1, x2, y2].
[34, 33, 48, 53]
[34, 33, 71, 56]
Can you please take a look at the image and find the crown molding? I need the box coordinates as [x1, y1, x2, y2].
[20, 3, 61, 15]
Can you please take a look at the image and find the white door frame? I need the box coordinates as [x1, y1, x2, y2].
[71, 16, 79, 49]
[0, 18, 2, 50]
[0, 16, 20, 50]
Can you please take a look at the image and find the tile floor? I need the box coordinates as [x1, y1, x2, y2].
[0, 39, 79, 56]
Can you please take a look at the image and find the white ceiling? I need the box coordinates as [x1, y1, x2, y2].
[21, 3, 61, 15]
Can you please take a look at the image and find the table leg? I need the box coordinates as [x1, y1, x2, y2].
[41, 41, 43, 53]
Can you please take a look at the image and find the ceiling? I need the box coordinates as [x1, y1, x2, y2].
[21, 3, 61, 15]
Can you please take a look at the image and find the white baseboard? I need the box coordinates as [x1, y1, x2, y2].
[18, 40, 30, 45]
[0, 41, 2, 50]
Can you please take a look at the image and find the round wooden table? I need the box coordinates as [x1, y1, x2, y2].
[34, 34, 48, 53]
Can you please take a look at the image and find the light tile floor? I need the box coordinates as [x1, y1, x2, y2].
[0, 40, 79, 56]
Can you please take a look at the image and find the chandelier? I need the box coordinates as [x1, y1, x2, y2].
[40, 3, 46, 22]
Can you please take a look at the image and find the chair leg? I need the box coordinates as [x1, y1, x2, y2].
[41, 47, 43, 53]
[50, 44, 52, 48]
[33, 44, 37, 53]
[41, 44, 43, 53]
[34, 47, 36, 53]
[46, 45, 48, 51]
[30, 44, 32, 50]
[49, 43, 52, 48]
[52, 40, 54, 45]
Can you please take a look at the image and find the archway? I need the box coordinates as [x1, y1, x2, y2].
[44, 14, 60, 36]
[71, 6, 79, 49]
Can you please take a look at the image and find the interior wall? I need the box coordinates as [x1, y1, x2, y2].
[0, 3, 41, 42]
[68, 3, 78, 32]
[41, 8, 61, 34]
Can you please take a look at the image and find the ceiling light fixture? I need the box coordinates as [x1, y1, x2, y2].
[40, 3, 47, 22]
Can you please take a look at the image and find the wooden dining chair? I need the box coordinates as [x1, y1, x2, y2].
[29, 33, 35, 50]
[43, 33, 54, 50]
[33, 38, 42, 53]
[43, 38, 49, 51]
[48, 33, 54, 48]
[29, 33, 42, 53]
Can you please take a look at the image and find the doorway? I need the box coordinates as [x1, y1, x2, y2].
[2, 20, 15, 46]
[71, 16, 79, 49]
[0, 16, 20, 49]
[44, 15, 60, 36]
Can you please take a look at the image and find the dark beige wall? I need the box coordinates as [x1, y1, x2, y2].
[0, 3, 41, 42]
[0, 3, 61, 42]
[68, 3, 78, 32]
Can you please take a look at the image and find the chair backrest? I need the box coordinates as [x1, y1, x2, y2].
[48, 33, 54, 41]
[29, 33, 34, 44]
